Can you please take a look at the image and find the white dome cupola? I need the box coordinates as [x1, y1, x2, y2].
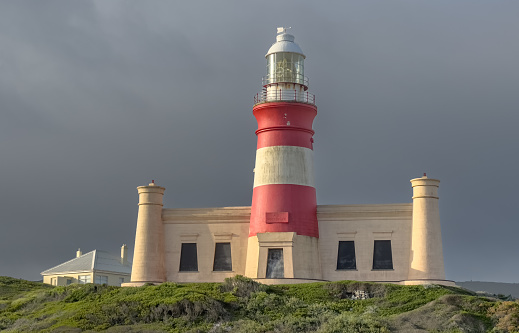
[266, 28, 305, 57]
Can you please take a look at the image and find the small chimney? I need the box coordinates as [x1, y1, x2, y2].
[121, 244, 128, 265]
[76, 248, 82, 258]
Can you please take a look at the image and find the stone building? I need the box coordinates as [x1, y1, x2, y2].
[124, 28, 453, 287]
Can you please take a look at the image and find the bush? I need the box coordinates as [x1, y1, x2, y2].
[324, 281, 387, 300]
[220, 275, 267, 299]
[488, 301, 519, 332]
[0, 276, 512, 332]
[317, 312, 390, 333]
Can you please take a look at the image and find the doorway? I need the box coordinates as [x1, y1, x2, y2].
[266, 249, 284, 278]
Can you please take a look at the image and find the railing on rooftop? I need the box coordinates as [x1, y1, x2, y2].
[254, 89, 315, 106]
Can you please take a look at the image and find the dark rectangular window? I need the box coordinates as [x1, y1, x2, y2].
[179, 243, 198, 271]
[266, 249, 284, 278]
[337, 241, 356, 270]
[213, 243, 232, 271]
[373, 240, 393, 270]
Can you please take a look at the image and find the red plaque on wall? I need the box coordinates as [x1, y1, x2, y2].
[266, 212, 289, 223]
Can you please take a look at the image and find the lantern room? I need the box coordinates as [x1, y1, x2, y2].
[255, 27, 315, 105]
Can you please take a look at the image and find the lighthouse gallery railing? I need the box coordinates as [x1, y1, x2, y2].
[254, 89, 315, 106]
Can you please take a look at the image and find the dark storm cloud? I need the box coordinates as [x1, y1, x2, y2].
[1, 0, 518, 283]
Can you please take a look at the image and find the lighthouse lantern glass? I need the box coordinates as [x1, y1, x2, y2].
[266, 52, 304, 85]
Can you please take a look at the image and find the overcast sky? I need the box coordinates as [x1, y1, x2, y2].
[1, 0, 518, 283]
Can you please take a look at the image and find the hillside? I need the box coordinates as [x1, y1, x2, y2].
[1, 276, 519, 332]
[457, 281, 519, 299]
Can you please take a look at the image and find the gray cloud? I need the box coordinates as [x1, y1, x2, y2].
[1, 0, 518, 283]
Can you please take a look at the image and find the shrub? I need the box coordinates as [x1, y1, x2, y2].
[317, 312, 390, 333]
[324, 281, 387, 300]
[0, 276, 512, 332]
[488, 301, 519, 332]
[220, 275, 267, 298]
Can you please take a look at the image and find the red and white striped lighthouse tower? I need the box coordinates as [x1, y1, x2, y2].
[245, 28, 321, 281]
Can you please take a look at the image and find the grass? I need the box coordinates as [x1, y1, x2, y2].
[1, 275, 518, 332]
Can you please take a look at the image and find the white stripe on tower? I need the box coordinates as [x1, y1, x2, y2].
[253, 146, 315, 188]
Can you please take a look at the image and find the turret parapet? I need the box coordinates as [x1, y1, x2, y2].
[410, 175, 440, 199]
[408, 174, 446, 281]
[130, 181, 166, 283]
[137, 182, 166, 206]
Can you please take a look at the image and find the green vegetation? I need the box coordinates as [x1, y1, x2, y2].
[1, 275, 519, 332]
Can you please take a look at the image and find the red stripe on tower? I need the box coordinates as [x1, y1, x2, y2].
[249, 28, 319, 238]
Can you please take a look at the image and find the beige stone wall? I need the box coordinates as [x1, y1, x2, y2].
[147, 202, 447, 285]
[318, 204, 413, 282]
[244, 236, 260, 277]
[293, 234, 322, 279]
[162, 206, 250, 283]
[400, 279, 455, 286]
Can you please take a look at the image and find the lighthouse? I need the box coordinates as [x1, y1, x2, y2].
[245, 28, 322, 281]
[123, 28, 452, 287]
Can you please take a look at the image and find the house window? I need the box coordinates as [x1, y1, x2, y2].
[66, 279, 72, 285]
[78, 275, 91, 284]
[50, 277, 57, 286]
[266, 249, 284, 278]
[119, 277, 125, 286]
[213, 243, 232, 271]
[179, 243, 198, 271]
[95, 275, 108, 285]
[337, 241, 356, 270]
[373, 240, 393, 270]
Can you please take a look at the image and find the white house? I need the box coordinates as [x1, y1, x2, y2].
[41, 245, 131, 286]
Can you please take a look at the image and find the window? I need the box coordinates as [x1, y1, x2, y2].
[179, 243, 198, 271]
[266, 53, 305, 85]
[119, 277, 125, 286]
[337, 241, 356, 270]
[66, 279, 72, 285]
[94, 275, 108, 284]
[50, 277, 56, 286]
[373, 240, 393, 270]
[213, 243, 232, 271]
[78, 275, 91, 284]
[266, 249, 284, 278]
